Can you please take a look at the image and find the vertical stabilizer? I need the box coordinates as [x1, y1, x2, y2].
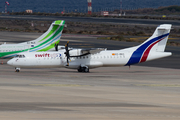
[139, 24, 171, 52]
[126, 24, 172, 65]
[156, 24, 172, 52]
[21, 20, 65, 52]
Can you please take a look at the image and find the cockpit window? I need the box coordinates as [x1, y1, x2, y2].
[15, 55, 19, 58]
[15, 54, 25, 58]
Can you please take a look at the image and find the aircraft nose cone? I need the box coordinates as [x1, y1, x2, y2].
[7, 59, 13, 65]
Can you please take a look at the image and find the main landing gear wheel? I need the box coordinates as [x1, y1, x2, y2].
[84, 67, 89, 72]
[77, 66, 89, 73]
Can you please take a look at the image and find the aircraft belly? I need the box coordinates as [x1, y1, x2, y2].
[15, 58, 61, 68]
[66, 61, 80, 69]
[67, 60, 103, 69]
[35, 59, 61, 68]
[87, 61, 103, 68]
[102, 58, 128, 67]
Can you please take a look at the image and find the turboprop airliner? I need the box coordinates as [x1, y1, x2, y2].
[0, 20, 65, 59]
[7, 24, 172, 72]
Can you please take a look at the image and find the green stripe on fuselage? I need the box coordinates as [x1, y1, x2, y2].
[0, 50, 28, 58]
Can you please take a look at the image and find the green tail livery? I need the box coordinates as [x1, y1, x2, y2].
[0, 20, 65, 58]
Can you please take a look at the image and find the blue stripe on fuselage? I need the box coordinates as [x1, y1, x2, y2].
[125, 33, 169, 66]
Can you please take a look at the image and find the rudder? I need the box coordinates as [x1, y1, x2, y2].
[156, 24, 172, 52]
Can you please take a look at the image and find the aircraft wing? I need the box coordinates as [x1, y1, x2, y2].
[70, 48, 106, 57]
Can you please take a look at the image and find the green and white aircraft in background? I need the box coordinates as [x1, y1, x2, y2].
[0, 20, 65, 59]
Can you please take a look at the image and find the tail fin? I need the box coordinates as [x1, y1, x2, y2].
[140, 24, 172, 52]
[126, 24, 172, 65]
[23, 20, 65, 52]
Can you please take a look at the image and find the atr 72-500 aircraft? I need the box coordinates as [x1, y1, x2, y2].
[7, 24, 172, 72]
[0, 20, 65, 59]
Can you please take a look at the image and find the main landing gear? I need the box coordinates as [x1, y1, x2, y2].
[15, 67, 20, 72]
[77, 66, 89, 73]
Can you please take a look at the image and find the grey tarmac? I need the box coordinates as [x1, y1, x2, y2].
[0, 63, 180, 120]
[0, 32, 180, 120]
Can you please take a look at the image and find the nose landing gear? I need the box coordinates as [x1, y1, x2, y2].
[15, 67, 20, 72]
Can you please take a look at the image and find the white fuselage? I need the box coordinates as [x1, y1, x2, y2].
[7, 24, 173, 72]
[7, 48, 171, 69]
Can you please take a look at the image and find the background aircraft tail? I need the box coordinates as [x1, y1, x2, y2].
[22, 20, 65, 52]
[126, 24, 172, 65]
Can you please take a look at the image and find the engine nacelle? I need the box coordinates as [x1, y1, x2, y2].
[69, 49, 88, 56]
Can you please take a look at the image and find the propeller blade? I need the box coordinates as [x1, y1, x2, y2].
[66, 57, 69, 66]
[55, 42, 58, 51]
[65, 41, 70, 66]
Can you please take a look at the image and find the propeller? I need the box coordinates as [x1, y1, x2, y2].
[64, 41, 94, 66]
[55, 41, 60, 51]
[55, 42, 58, 51]
[64, 41, 70, 66]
